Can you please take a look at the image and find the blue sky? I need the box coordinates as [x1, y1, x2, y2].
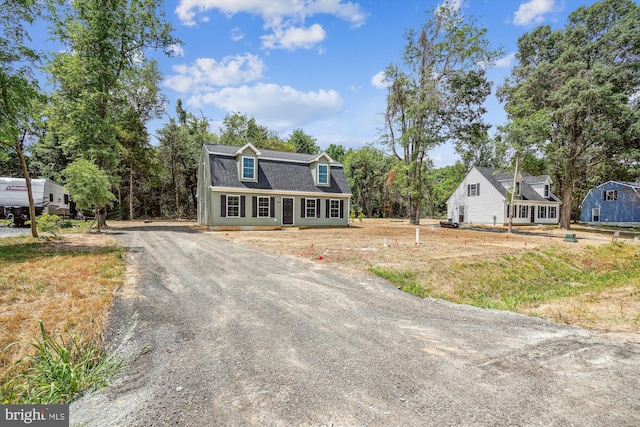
[35, 0, 603, 166]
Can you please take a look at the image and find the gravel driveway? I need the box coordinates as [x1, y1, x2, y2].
[71, 223, 640, 426]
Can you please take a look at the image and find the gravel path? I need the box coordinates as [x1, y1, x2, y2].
[0, 225, 31, 238]
[71, 223, 640, 426]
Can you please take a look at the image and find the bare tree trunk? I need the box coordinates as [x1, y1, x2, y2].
[560, 185, 573, 230]
[129, 161, 134, 220]
[508, 155, 519, 234]
[15, 135, 38, 238]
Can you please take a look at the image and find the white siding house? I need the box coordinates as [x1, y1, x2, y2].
[446, 167, 561, 226]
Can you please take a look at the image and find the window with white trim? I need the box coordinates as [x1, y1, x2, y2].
[544, 185, 549, 198]
[317, 164, 328, 185]
[549, 206, 557, 219]
[520, 205, 528, 218]
[306, 198, 316, 218]
[330, 199, 340, 218]
[468, 183, 479, 196]
[242, 157, 255, 180]
[605, 190, 618, 201]
[227, 195, 240, 217]
[258, 196, 270, 217]
[539, 206, 547, 218]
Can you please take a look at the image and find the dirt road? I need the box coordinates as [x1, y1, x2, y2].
[71, 223, 640, 426]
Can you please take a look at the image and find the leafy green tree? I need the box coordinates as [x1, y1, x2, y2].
[0, 0, 44, 237]
[499, 0, 640, 229]
[325, 144, 347, 163]
[382, 4, 502, 224]
[288, 128, 319, 155]
[424, 162, 467, 218]
[63, 159, 116, 232]
[218, 112, 292, 151]
[116, 60, 166, 220]
[344, 147, 398, 218]
[46, 0, 178, 225]
[157, 102, 214, 217]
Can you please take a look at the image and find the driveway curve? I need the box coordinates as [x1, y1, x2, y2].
[71, 223, 640, 426]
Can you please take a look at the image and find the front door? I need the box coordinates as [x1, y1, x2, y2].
[458, 206, 464, 223]
[530, 206, 535, 223]
[282, 197, 294, 225]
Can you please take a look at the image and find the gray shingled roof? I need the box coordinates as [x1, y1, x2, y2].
[205, 144, 352, 195]
[475, 167, 560, 202]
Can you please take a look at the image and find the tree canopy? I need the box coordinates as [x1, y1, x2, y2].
[499, 0, 640, 228]
[382, 3, 502, 224]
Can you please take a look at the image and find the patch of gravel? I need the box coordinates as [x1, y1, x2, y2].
[70, 223, 640, 426]
[0, 225, 31, 238]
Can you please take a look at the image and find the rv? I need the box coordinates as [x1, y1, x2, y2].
[0, 177, 71, 226]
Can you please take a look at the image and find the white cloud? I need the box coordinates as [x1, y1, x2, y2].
[164, 54, 265, 93]
[188, 83, 343, 130]
[175, 0, 367, 50]
[513, 0, 556, 26]
[261, 24, 326, 50]
[167, 44, 185, 57]
[230, 27, 244, 41]
[370, 71, 389, 89]
[176, 0, 367, 27]
[494, 52, 516, 68]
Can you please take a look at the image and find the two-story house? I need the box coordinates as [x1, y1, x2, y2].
[197, 143, 352, 229]
[446, 166, 561, 226]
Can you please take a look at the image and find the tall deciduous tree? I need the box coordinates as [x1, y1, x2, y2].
[218, 112, 291, 151]
[382, 3, 501, 224]
[499, 0, 640, 229]
[117, 60, 165, 220]
[46, 0, 178, 225]
[0, 0, 43, 237]
[288, 128, 319, 155]
[157, 102, 214, 217]
[63, 159, 116, 233]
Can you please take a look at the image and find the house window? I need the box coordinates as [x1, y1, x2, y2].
[64, 194, 69, 204]
[227, 195, 240, 217]
[592, 208, 600, 222]
[242, 157, 255, 180]
[520, 205, 528, 218]
[549, 206, 557, 219]
[318, 164, 328, 185]
[306, 199, 316, 218]
[258, 196, 270, 217]
[49, 193, 54, 202]
[468, 183, 480, 196]
[544, 185, 550, 198]
[330, 200, 340, 218]
[605, 190, 618, 201]
[539, 206, 547, 219]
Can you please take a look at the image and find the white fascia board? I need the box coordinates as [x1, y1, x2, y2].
[210, 186, 351, 198]
[233, 143, 261, 156]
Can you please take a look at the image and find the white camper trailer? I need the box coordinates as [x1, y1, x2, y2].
[0, 177, 71, 226]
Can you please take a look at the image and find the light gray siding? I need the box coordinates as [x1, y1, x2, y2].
[208, 190, 349, 228]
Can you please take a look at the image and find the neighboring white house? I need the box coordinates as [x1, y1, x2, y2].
[446, 167, 561, 226]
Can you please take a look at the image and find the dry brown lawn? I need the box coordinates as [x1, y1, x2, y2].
[210, 218, 640, 338]
[0, 232, 124, 382]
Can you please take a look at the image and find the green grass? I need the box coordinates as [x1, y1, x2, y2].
[1, 321, 122, 404]
[371, 243, 640, 311]
[369, 267, 430, 297]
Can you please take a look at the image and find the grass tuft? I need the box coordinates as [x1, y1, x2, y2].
[1, 321, 121, 404]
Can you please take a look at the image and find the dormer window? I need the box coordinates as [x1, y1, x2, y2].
[544, 184, 549, 198]
[317, 164, 328, 185]
[242, 156, 255, 180]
